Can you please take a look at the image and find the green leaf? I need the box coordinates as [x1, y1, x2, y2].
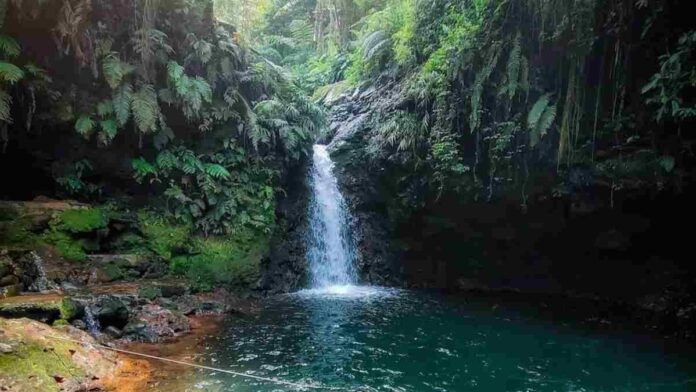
[75, 115, 95, 137]
[102, 53, 134, 89]
[0, 62, 24, 84]
[0, 35, 20, 58]
[96, 100, 114, 117]
[131, 84, 160, 133]
[113, 84, 133, 126]
[204, 163, 231, 179]
[99, 119, 118, 139]
[132, 157, 157, 183]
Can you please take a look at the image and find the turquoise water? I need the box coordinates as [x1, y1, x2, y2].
[192, 287, 695, 391]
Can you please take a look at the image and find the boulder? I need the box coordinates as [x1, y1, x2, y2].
[0, 294, 62, 323]
[0, 317, 141, 391]
[123, 304, 189, 342]
[90, 295, 130, 329]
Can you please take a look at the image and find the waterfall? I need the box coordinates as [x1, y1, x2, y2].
[84, 305, 101, 336]
[26, 251, 51, 292]
[306, 144, 357, 289]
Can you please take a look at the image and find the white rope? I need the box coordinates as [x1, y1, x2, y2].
[46, 334, 349, 391]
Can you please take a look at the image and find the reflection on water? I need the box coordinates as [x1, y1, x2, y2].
[185, 288, 695, 391]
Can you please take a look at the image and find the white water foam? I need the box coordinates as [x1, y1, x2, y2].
[306, 145, 358, 288]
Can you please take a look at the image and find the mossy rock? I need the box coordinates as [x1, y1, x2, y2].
[42, 230, 87, 262]
[0, 295, 63, 323]
[0, 318, 120, 391]
[0, 284, 20, 299]
[56, 208, 108, 233]
[52, 318, 70, 327]
[171, 233, 266, 292]
[138, 212, 190, 261]
[59, 297, 84, 321]
[138, 286, 162, 300]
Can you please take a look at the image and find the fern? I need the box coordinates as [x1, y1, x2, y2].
[156, 150, 178, 170]
[113, 84, 133, 126]
[527, 94, 557, 147]
[99, 119, 118, 140]
[0, 62, 24, 84]
[0, 35, 20, 58]
[0, 89, 12, 123]
[75, 115, 94, 137]
[102, 53, 134, 89]
[132, 157, 157, 183]
[96, 100, 114, 117]
[131, 84, 160, 133]
[503, 33, 522, 101]
[361, 30, 391, 61]
[289, 19, 313, 43]
[204, 163, 231, 179]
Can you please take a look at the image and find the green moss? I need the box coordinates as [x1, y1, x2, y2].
[0, 212, 38, 250]
[138, 212, 190, 261]
[138, 286, 162, 300]
[101, 263, 124, 281]
[57, 208, 108, 233]
[170, 230, 266, 292]
[42, 230, 87, 262]
[53, 319, 70, 327]
[59, 297, 83, 320]
[0, 339, 85, 391]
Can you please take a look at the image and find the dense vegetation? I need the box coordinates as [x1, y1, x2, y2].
[0, 0, 324, 290]
[1, 0, 695, 291]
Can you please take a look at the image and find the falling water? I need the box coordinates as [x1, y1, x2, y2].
[26, 251, 51, 292]
[84, 305, 101, 336]
[306, 144, 357, 289]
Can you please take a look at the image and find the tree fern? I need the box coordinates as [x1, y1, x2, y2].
[0, 35, 20, 58]
[0, 62, 24, 84]
[527, 93, 557, 147]
[131, 84, 160, 133]
[75, 115, 94, 137]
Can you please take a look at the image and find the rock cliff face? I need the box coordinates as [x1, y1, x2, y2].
[258, 163, 311, 294]
[326, 83, 406, 286]
[319, 81, 696, 338]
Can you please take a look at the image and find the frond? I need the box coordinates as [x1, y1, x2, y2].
[0, 62, 25, 84]
[204, 163, 231, 179]
[131, 84, 160, 133]
[96, 100, 114, 117]
[75, 115, 94, 137]
[112, 84, 133, 125]
[0, 35, 20, 57]
[527, 93, 556, 147]
[102, 53, 134, 89]
[156, 150, 178, 170]
[99, 119, 118, 140]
